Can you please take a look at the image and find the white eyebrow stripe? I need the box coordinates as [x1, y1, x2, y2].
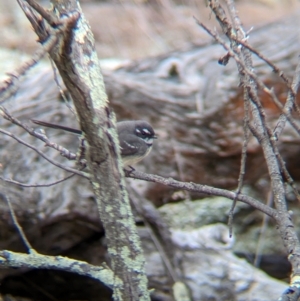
[135, 129, 141, 133]
[142, 129, 151, 134]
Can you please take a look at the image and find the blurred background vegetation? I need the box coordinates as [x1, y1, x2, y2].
[0, 0, 299, 60]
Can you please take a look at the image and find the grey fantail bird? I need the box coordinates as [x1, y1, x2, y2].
[32, 119, 157, 166]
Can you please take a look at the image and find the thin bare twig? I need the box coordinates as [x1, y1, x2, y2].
[225, 0, 292, 88]
[21, 277, 58, 301]
[274, 146, 300, 201]
[0, 173, 76, 188]
[236, 98, 251, 194]
[254, 191, 273, 267]
[24, 0, 60, 26]
[1, 106, 77, 160]
[0, 30, 58, 104]
[196, 16, 300, 201]
[17, 0, 49, 41]
[274, 56, 300, 138]
[220, 0, 300, 133]
[228, 93, 251, 236]
[0, 193, 35, 253]
[207, 0, 300, 295]
[0, 127, 88, 178]
[49, 58, 77, 116]
[232, 38, 292, 88]
[126, 169, 276, 217]
[1, 1, 80, 105]
[195, 18, 300, 138]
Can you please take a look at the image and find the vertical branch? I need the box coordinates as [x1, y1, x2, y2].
[19, 0, 150, 300]
[228, 96, 250, 236]
[236, 98, 250, 194]
[274, 57, 300, 138]
[207, 0, 300, 295]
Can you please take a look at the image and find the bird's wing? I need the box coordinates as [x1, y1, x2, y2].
[119, 135, 147, 156]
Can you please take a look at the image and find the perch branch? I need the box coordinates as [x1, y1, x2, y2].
[126, 170, 276, 217]
[19, 0, 151, 299]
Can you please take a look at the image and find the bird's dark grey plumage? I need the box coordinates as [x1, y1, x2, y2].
[32, 119, 157, 166]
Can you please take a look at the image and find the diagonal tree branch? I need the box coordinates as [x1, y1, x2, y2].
[205, 0, 300, 298]
[0, 250, 114, 289]
[126, 170, 277, 217]
[18, 0, 151, 300]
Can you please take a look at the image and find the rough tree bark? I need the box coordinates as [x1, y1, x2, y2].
[3, 0, 150, 300]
